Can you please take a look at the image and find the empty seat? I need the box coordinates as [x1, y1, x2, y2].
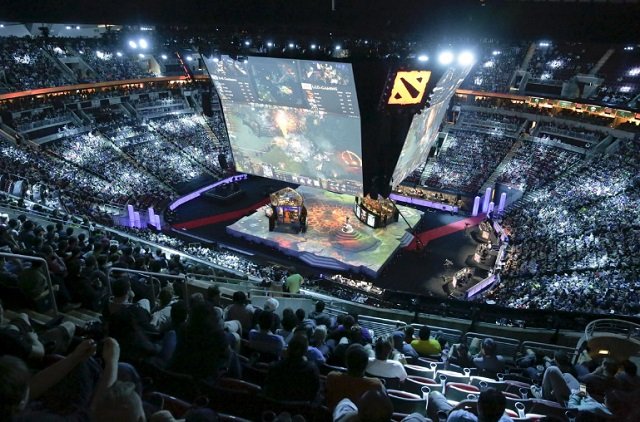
[436, 369, 471, 385]
[404, 376, 442, 396]
[387, 389, 427, 416]
[444, 382, 480, 404]
[470, 376, 508, 392]
[404, 364, 435, 379]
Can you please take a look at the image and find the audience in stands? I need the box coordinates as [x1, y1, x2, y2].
[411, 325, 442, 357]
[365, 336, 408, 382]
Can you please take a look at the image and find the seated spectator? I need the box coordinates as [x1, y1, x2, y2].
[276, 307, 297, 343]
[224, 291, 254, 336]
[260, 297, 282, 332]
[333, 389, 430, 422]
[448, 341, 474, 370]
[248, 309, 286, 361]
[309, 300, 333, 328]
[264, 333, 320, 403]
[616, 360, 640, 391]
[295, 307, 316, 336]
[473, 338, 505, 376]
[428, 387, 513, 422]
[578, 358, 620, 401]
[366, 336, 408, 382]
[392, 330, 419, 360]
[530, 365, 581, 404]
[411, 325, 442, 357]
[326, 343, 385, 410]
[310, 324, 333, 361]
[170, 301, 237, 381]
[150, 285, 177, 332]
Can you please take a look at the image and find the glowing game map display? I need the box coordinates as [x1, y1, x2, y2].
[206, 55, 363, 195]
[390, 64, 473, 189]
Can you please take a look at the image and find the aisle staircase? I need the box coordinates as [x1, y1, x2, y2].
[479, 140, 523, 192]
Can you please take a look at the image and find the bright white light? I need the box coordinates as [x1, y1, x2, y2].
[541, 72, 552, 80]
[186, 56, 193, 61]
[266, 41, 273, 47]
[619, 86, 632, 93]
[116, 51, 123, 57]
[483, 60, 494, 68]
[628, 67, 640, 77]
[288, 43, 295, 48]
[138, 39, 148, 49]
[128, 40, 138, 49]
[76, 25, 80, 30]
[492, 50, 501, 56]
[310, 44, 317, 50]
[458, 51, 475, 66]
[212, 57, 219, 62]
[438, 51, 454, 65]
[65, 26, 71, 30]
[335, 45, 341, 51]
[0, 24, 4, 28]
[244, 40, 250, 46]
[364, 40, 368, 44]
[96, 50, 103, 59]
[417, 54, 429, 62]
[243, 59, 248, 64]
[161, 54, 167, 60]
[474, 77, 484, 86]
[138, 53, 144, 58]
[624, 46, 634, 51]
[539, 41, 550, 47]
[549, 59, 563, 69]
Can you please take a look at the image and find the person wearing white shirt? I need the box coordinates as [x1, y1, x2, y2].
[365, 336, 408, 382]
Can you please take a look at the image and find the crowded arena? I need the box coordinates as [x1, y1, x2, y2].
[1, 1, 640, 421]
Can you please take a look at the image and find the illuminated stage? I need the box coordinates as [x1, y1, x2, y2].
[226, 186, 423, 277]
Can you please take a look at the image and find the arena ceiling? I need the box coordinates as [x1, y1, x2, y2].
[2, 0, 639, 42]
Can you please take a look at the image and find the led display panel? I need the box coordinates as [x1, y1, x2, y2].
[206, 55, 363, 195]
[390, 64, 473, 189]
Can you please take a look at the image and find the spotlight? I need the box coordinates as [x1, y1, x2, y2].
[161, 54, 168, 60]
[186, 56, 193, 61]
[417, 54, 429, 62]
[335, 45, 341, 51]
[438, 51, 454, 65]
[244, 40, 250, 46]
[65, 26, 71, 30]
[288, 43, 295, 48]
[138, 39, 148, 49]
[310, 44, 317, 50]
[492, 50, 501, 56]
[116, 51, 123, 57]
[213, 57, 220, 62]
[457, 51, 475, 66]
[128, 40, 138, 49]
[138, 53, 144, 58]
[76, 25, 80, 30]
[266, 41, 273, 47]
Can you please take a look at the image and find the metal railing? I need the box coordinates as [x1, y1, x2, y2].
[107, 267, 186, 308]
[585, 319, 640, 343]
[0, 252, 58, 315]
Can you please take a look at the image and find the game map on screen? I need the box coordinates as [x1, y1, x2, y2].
[206, 56, 363, 195]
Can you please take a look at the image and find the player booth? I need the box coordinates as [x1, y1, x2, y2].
[268, 187, 307, 233]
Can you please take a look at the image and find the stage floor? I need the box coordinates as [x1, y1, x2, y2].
[226, 186, 423, 277]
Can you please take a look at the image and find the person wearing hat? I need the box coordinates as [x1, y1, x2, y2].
[261, 297, 282, 332]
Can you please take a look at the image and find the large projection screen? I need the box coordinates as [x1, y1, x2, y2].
[390, 64, 472, 189]
[205, 55, 363, 195]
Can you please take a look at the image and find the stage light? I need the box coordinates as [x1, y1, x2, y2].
[65, 26, 71, 30]
[76, 25, 80, 30]
[212, 57, 219, 62]
[438, 51, 454, 65]
[620, 86, 632, 93]
[335, 45, 341, 51]
[161, 54, 168, 60]
[139, 39, 148, 49]
[0, 24, 4, 28]
[624, 46, 634, 51]
[186, 56, 193, 61]
[483, 60, 494, 68]
[310, 44, 317, 50]
[244, 40, 250, 46]
[128, 40, 138, 49]
[492, 50, 501, 56]
[138, 53, 144, 58]
[458, 51, 475, 66]
[417, 54, 429, 62]
[539, 41, 550, 47]
[288, 43, 295, 48]
[116, 51, 123, 57]
[266, 41, 273, 47]
[628, 67, 640, 76]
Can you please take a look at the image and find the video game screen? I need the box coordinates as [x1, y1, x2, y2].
[390, 64, 473, 189]
[206, 56, 363, 195]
